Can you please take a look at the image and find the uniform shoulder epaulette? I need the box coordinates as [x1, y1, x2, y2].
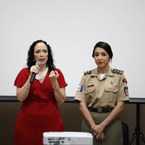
[112, 69, 124, 74]
[84, 70, 92, 75]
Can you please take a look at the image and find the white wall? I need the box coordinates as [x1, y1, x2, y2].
[0, 0, 145, 98]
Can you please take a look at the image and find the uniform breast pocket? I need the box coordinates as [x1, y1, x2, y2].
[84, 84, 96, 103]
[85, 84, 95, 94]
[105, 85, 118, 104]
[105, 86, 118, 93]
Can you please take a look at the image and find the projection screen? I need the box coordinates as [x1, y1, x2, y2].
[0, 0, 145, 98]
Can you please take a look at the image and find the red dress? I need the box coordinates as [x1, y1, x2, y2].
[14, 68, 67, 145]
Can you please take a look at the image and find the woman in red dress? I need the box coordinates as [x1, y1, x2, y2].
[14, 40, 68, 145]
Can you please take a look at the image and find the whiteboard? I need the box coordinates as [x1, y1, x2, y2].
[0, 0, 145, 98]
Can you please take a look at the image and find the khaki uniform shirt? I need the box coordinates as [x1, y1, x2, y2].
[75, 67, 129, 108]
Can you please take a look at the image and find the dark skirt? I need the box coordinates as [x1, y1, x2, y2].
[81, 112, 123, 145]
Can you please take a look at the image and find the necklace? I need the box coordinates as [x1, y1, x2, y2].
[36, 67, 48, 80]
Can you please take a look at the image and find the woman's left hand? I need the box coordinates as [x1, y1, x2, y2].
[49, 70, 59, 81]
[96, 132, 105, 140]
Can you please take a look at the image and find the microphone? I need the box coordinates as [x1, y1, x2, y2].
[30, 62, 41, 84]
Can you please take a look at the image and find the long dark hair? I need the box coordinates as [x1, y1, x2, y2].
[26, 40, 55, 71]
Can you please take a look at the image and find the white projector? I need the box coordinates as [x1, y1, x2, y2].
[43, 131, 93, 145]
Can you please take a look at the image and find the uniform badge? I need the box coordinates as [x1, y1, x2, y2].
[77, 85, 84, 92]
[112, 69, 124, 74]
[84, 70, 92, 75]
[88, 95, 92, 101]
[124, 87, 129, 96]
[123, 78, 127, 84]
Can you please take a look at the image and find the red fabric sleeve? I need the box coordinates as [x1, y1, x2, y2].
[55, 68, 68, 88]
[14, 68, 30, 88]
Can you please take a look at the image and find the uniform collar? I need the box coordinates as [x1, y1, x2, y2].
[91, 66, 114, 77]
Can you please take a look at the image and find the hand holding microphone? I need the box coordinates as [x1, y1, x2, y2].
[30, 62, 41, 83]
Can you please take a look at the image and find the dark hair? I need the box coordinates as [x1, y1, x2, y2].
[26, 40, 55, 71]
[92, 41, 113, 60]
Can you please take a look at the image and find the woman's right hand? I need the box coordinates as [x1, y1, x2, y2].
[91, 124, 105, 140]
[30, 65, 39, 75]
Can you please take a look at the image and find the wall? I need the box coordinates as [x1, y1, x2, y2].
[0, 0, 145, 98]
[0, 101, 145, 145]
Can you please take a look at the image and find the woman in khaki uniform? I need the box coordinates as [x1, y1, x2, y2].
[75, 41, 129, 145]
